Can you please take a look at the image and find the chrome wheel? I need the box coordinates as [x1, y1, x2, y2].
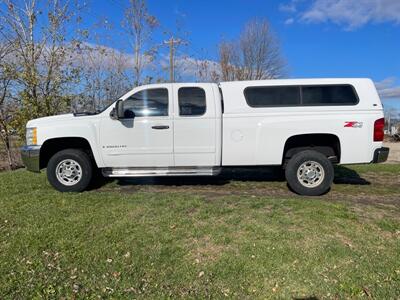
[55, 159, 82, 186]
[297, 160, 325, 188]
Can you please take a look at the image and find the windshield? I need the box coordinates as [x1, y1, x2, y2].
[97, 99, 117, 114]
[73, 89, 131, 116]
[73, 99, 119, 116]
[96, 90, 131, 113]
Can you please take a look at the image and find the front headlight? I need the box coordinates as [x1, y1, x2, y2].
[26, 127, 37, 145]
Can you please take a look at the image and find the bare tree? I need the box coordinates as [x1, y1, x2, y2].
[194, 59, 220, 82]
[0, 41, 18, 169]
[219, 41, 237, 82]
[0, 0, 83, 136]
[77, 44, 131, 111]
[123, 0, 158, 87]
[218, 19, 286, 81]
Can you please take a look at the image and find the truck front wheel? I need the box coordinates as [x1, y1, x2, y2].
[285, 150, 334, 196]
[47, 149, 93, 192]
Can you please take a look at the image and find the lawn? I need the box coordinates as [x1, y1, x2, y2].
[0, 165, 399, 299]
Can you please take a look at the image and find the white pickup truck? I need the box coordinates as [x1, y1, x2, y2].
[21, 78, 389, 195]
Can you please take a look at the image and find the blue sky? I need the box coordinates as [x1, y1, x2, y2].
[86, 0, 400, 111]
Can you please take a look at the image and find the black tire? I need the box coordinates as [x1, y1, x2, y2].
[47, 149, 93, 192]
[285, 150, 334, 196]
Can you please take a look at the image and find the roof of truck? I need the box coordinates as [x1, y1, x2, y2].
[220, 78, 374, 85]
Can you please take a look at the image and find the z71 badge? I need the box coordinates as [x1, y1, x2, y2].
[344, 121, 363, 128]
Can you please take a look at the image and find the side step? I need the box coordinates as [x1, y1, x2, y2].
[102, 166, 221, 177]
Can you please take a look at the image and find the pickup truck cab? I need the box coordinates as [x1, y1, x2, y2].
[21, 78, 389, 195]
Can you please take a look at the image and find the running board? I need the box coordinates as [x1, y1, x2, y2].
[102, 166, 221, 177]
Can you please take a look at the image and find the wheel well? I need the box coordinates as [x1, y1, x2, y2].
[40, 137, 96, 169]
[283, 134, 341, 164]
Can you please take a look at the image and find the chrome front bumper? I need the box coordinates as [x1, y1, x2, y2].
[21, 145, 41, 172]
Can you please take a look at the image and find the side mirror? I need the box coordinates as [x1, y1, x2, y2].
[110, 99, 135, 120]
[115, 100, 124, 119]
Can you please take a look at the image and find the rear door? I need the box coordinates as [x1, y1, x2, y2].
[172, 83, 221, 166]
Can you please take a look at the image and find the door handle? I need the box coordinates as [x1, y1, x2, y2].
[152, 125, 169, 130]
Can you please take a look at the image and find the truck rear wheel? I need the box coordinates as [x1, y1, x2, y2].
[285, 150, 334, 196]
[47, 149, 93, 192]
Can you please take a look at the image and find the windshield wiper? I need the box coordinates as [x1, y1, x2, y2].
[73, 111, 98, 116]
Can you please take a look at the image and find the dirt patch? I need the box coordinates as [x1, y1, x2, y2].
[186, 235, 226, 264]
[351, 202, 400, 220]
[86, 164, 400, 213]
[334, 232, 356, 249]
[109, 181, 400, 210]
[100, 167, 400, 209]
[114, 183, 296, 203]
[353, 195, 399, 206]
[0, 136, 23, 171]
[362, 172, 400, 185]
[109, 167, 292, 199]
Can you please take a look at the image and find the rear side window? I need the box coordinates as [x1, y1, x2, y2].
[178, 87, 206, 116]
[302, 85, 358, 105]
[124, 88, 168, 117]
[244, 86, 301, 107]
[244, 84, 359, 108]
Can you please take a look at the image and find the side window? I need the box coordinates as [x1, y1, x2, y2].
[302, 85, 358, 105]
[244, 86, 301, 107]
[123, 88, 168, 118]
[178, 87, 206, 116]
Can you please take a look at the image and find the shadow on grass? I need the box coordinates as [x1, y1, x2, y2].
[334, 165, 370, 185]
[88, 170, 114, 191]
[115, 166, 286, 187]
[90, 165, 370, 190]
[115, 166, 370, 187]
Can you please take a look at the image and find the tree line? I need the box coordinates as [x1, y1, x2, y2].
[0, 0, 286, 170]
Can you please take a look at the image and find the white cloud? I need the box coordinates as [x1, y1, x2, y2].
[375, 77, 400, 99]
[174, 8, 187, 18]
[174, 55, 220, 81]
[73, 43, 160, 75]
[146, 52, 220, 82]
[279, 3, 297, 13]
[281, 0, 400, 29]
[284, 18, 295, 25]
[77, 43, 134, 69]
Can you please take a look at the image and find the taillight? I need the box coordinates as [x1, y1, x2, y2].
[374, 118, 384, 141]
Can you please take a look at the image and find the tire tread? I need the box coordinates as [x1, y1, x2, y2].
[46, 149, 93, 192]
[285, 150, 334, 196]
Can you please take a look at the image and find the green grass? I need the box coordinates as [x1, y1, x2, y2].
[0, 165, 399, 299]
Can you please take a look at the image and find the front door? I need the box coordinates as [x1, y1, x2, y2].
[99, 85, 174, 168]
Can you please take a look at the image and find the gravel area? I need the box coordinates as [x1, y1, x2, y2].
[384, 142, 400, 163]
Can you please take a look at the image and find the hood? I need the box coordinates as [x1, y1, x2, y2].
[27, 114, 76, 127]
